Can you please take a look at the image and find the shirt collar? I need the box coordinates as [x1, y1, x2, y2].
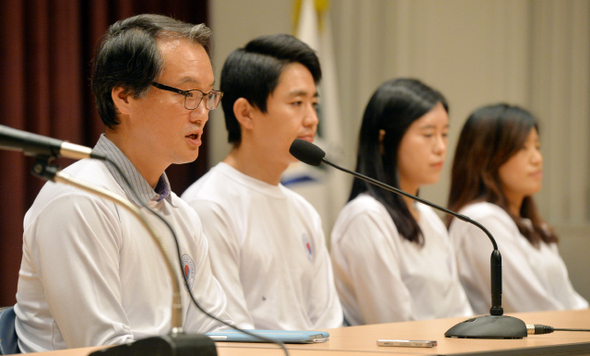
[93, 134, 172, 206]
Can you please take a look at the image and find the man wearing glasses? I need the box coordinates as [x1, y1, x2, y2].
[14, 14, 231, 352]
[182, 34, 343, 330]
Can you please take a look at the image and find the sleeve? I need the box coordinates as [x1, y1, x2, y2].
[189, 201, 256, 329]
[306, 213, 344, 329]
[25, 193, 134, 348]
[331, 209, 415, 324]
[452, 209, 564, 313]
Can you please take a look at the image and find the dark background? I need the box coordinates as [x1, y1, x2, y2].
[0, 0, 210, 306]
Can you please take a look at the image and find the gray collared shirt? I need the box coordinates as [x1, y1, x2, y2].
[93, 134, 171, 206]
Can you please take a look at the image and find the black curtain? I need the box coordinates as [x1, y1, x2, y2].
[0, 0, 210, 306]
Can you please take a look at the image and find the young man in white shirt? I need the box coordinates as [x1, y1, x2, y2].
[182, 34, 343, 330]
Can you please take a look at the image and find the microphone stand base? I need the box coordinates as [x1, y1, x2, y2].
[89, 332, 217, 356]
[445, 315, 527, 339]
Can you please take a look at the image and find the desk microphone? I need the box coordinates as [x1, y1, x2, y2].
[0, 126, 217, 355]
[1, 128, 288, 355]
[289, 138, 527, 339]
[0, 124, 107, 160]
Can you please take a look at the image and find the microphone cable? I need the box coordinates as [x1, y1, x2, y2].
[527, 324, 590, 335]
[106, 158, 290, 356]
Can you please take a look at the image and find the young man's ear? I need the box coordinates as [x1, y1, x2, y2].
[233, 97, 256, 129]
[111, 87, 132, 116]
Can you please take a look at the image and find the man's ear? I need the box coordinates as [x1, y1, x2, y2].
[233, 97, 256, 130]
[111, 87, 132, 116]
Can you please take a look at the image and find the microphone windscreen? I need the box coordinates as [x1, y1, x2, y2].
[289, 139, 325, 166]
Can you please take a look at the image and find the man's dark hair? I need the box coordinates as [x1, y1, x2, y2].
[92, 14, 211, 128]
[220, 34, 321, 144]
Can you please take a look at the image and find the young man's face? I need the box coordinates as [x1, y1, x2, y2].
[251, 62, 319, 166]
[126, 38, 215, 172]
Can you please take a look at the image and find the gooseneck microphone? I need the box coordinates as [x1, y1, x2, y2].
[34, 164, 218, 356]
[3, 130, 218, 355]
[1, 127, 288, 355]
[289, 138, 527, 339]
[0, 124, 107, 160]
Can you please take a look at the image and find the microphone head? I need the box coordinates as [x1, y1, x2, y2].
[289, 139, 325, 166]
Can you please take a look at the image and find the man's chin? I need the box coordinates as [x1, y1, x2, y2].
[175, 152, 200, 165]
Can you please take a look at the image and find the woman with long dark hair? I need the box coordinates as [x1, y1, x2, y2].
[330, 78, 472, 325]
[448, 103, 588, 313]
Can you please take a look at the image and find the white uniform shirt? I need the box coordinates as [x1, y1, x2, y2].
[449, 202, 588, 314]
[330, 194, 473, 326]
[181, 163, 343, 330]
[15, 135, 231, 353]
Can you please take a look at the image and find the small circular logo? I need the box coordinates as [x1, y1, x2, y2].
[301, 233, 313, 262]
[181, 254, 196, 290]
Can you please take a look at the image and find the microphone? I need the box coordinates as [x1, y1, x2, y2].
[17, 145, 286, 356]
[289, 138, 527, 339]
[0, 125, 106, 160]
[2, 127, 288, 355]
[27, 158, 218, 356]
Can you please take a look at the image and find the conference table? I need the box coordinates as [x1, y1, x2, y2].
[32, 309, 590, 355]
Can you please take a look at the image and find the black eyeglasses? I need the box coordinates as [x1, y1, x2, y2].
[151, 82, 223, 110]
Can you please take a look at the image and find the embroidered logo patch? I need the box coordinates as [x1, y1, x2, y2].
[301, 233, 313, 262]
[181, 254, 196, 290]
